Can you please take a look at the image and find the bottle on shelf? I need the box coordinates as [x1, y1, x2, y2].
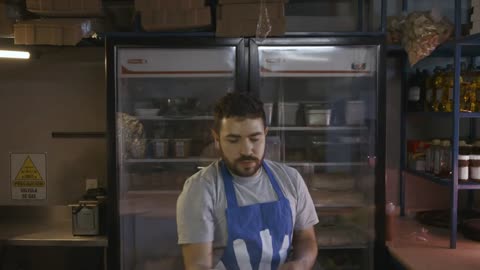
[432, 139, 442, 175]
[424, 70, 436, 112]
[425, 139, 437, 173]
[473, 66, 480, 112]
[432, 66, 445, 112]
[460, 62, 469, 112]
[407, 69, 424, 112]
[440, 64, 454, 112]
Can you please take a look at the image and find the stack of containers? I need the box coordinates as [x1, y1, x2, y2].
[471, 0, 480, 34]
[135, 0, 211, 31]
[14, 0, 103, 46]
[216, 0, 287, 37]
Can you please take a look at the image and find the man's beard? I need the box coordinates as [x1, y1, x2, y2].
[219, 146, 264, 177]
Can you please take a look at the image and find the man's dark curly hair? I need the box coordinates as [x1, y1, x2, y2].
[213, 92, 266, 133]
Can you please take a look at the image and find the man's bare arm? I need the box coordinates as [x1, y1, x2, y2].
[181, 242, 213, 270]
[280, 226, 317, 270]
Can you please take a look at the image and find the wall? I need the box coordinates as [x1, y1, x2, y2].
[0, 47, 106, 205]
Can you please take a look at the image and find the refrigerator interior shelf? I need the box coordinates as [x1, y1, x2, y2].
[315, 225, 369, 249]
[310, 189, 366, 208]
[119, 72, 234, 79]
[135, 115, 214, 121]
[269, 126, 368, 131]
[260, 71, 374, 78]
[285, 162, 368, 167]
[125, 158, 217, 163]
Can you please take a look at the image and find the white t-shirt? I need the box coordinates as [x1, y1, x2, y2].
[176, 159, 319, 252]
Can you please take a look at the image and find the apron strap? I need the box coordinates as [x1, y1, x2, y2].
[220, 160, 239, 208]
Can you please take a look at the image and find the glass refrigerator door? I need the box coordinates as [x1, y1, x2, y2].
[115, 47, 236, 270]
[255, 44, 378, 270]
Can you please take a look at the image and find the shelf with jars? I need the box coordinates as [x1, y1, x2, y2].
[392, 0, 480, 250]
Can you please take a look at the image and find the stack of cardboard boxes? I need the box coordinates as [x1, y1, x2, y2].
[0, 2, 15, 37]
[135, 0, 211, 31]
[216, 0, 286, 37]
[14, 0, 103, 45]
[472, 0, 480, 34]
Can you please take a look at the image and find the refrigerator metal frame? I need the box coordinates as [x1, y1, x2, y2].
[105, 34, 247, 270]
[105, 34, 386, 269]
[249, 37, 387, 268]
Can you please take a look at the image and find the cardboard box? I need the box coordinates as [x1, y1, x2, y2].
[218, 3, 284, 20]
[471, 8, 480, 22]
[216, 18, 285, 37]
[14, 19, 101, 46]
[0, 3, 14, 36]
[26, 0, 103, 16]
[219, 0, 287, 3]
[135, 0, 206, 11]
[141, 7, 211, 31]
[471, 22, 480, 35]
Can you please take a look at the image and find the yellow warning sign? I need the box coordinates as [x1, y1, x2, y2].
[15, 156, 43, 181]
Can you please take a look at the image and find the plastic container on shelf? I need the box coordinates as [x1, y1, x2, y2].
[345, 100, 366, 126]
[458, 155, 469, 181]
[263, 103, 273, 126]
[305, 108, 331, 126]
[470, 155, 480, 182]
[173, 139, 192, 158]
[277, 102, 299, 126]
[152, 139, 169, 158]
[265, 136, 281, 161]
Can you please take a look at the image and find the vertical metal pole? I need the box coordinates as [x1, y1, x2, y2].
[451, 43, 461, 249]
[380, 0, 386, 32]
[468, 119, 476, 209]
[400, 55, 408, 217]
[357, 0, 364, 31]
[399, 0, 408, 218]
[450, 0, 462, 250]
[402, 0, 408, 12]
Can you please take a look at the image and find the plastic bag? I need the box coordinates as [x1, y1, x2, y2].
[255, 0, 272, 42]
[402, 9, 453, 66]
[386, 15, 405, 44]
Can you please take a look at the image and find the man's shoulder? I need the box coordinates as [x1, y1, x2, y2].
[185, 160, 220, 186]
[264, 159, 300, 178]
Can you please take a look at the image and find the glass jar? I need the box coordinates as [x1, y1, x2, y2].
[438, 140, 451, 178]
[458, 155, 469, 181]
[470, 155, 480, 181]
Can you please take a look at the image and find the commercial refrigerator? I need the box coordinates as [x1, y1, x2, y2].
[106, 35, 385, 270]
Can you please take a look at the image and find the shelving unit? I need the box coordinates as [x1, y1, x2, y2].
[269, 126, 368, 131]
[393, 0, 480, 249]
[135, 115, 214, 121]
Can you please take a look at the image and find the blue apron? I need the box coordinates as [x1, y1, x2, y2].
[216, 161, 294, 270]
